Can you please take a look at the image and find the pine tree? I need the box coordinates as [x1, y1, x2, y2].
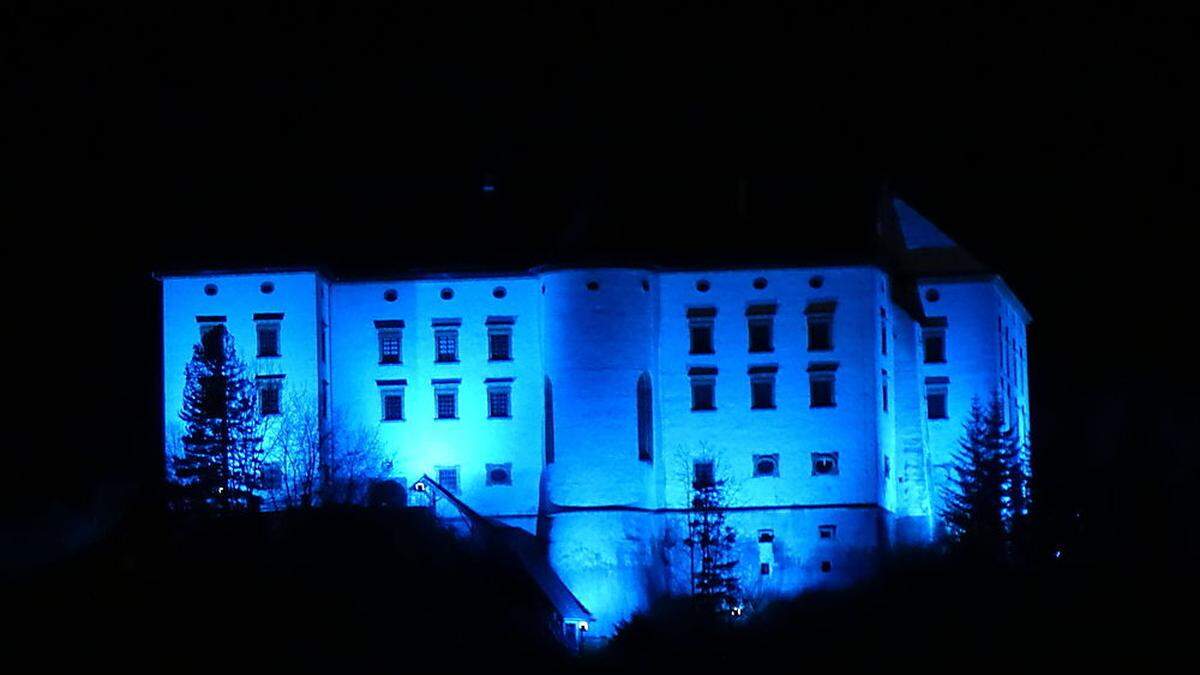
[684, 467, 741, 615]
[172, 325, 264, 511]
[940, 396, 1008, 563]
[1004, 434, 1034, 564]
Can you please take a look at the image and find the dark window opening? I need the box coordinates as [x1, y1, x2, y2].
[382, 393, 404, 421]
[544, 377, 555, 464]
[258, 381, 281, 416]
[809, 375, 836, 408]
[751, 377, 775, 410]
[693, 461, 715, 489]
[435, 330, 458, 363]
[488, 330, 512, 361]
[436, 391, 458, 419]
[637, 372, 653, 462]
[820, 561, 833, 573]
[689, 324, 714, 354]
[927, 390, 948, 419]
[923, 330, 946, 363]
[488, 387, 511, 418]
[818, 525, 837, 539]
[691, 379, 716, 411]
[486, 463, 512, 486]
[812, 452, 839, 476]
[748, 318, 774, 353]
[379, 329, 402, 364]
[753, 454, 779, 477]
[807, 316, 833, 351]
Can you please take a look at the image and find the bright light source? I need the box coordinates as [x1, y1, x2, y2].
[414, 482, 426, 492]
[578, 621, 588, 632]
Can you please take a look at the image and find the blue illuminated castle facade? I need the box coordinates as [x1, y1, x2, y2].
[159, 197, 1030, 641]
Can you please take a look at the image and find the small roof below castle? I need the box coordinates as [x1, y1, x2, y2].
[894, 198, 957, 250]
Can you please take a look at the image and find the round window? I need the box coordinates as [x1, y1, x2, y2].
[695, 279, 711, 292]
[492, 286, 507, 299]
[753, 277, 768, 290]
[809, 275, 824, 289]
[925, 288, 940, 302]
[755, 458, 777, 476]
[260, 281, 275, 294]
[586, 280, 600, 291]
[489, 467, 510, 484]
[203, 283, 218, 296]
[440, 288, 455, 300]
[383, 289, 398, 302]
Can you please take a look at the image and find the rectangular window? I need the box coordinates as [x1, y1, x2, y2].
[256, 375, 283, 416]
[256, 323, 280, 357]
[262, 463, 283, 490]
[693, 460, 715, 489]
[437, 466, 460, 493]
[923, 318, 947, 364]
[375, 320, 405, 364]
[926, 377, 949, 420]
[746, 304, 777, 353]
[433, 379, 460, 419]
[487, 382, 512, 419]
[688, 367, 717, 411]
[749, 365, 778, 410]
[486, 316, 515, 361]
[881, 369, 889, 413]
[758, 530, 775, 576]
[805, 301, 836, 352]
[197, 316, 227, 359]
[807, 363, 838, 408]
[687, 307, 716, 355]
[818, 524, 837, 540]
[433, 319, 461, 363]
[880, 308, 888, 355]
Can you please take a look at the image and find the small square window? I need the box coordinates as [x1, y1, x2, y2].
[435, 329, 459, 363]
[691, 378, 716, 411]
[486, 463, 512, 486]
[811, 452, 839, 476]
[693, 461, 715, 489]
[753, 453, 779, 477]
[758, 530, 775, 543]
[818, 524, 837, 539]
[437, 467, 460, 493]
[256, 322, 280, 357]
[760, 562, 772, 575]
[820, 560, 832, 573]
[488, 386, 512, 419]
[488, 329, 512, 361]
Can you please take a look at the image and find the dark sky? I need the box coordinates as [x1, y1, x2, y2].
[9, 4, 1198, 566]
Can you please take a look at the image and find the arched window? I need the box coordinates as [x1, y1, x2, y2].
[544, 377, 555, 464]
[637, 372, 653, 462]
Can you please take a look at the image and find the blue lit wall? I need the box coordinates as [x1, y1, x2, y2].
[160, 207, 1031, 640]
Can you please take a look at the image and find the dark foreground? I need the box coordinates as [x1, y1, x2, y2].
[5, 507, 1189, 673]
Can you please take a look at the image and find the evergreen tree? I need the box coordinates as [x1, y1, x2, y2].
[1004, 434, 1034, 564]
[940, 396, 1008, 563]
[684, 466, 741, 615]
[172, 325, 264, 511]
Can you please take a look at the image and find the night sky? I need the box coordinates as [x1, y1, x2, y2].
[8, 4, 1198, 569]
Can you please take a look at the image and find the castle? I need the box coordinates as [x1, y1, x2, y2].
[159, 195, 1030, 645]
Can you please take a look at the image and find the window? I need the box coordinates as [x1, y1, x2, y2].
[433, 319, 461, 363]
[687, 307, 716, 354]
[375, 320, 405, 364]
[880, 308, 888, 355]
[637, 372, 653, 462]
[807, 363, 838, 408]
[820, 560, 833, 573]
[433, 379, 460, 419]
[378, 379, 406, 421]
[437, 466, 460, 493]
[486, 463, 512, 486]
[749, 365, 777, 410]
[922, 318, 947, 364]
[262, 463, 283, 490]
[818, 524, 837, 540]
[196, 316, 227, 359]
[753, 453, 779, 477]
[926, 377, 949, 420]
[256, 375, 283, 416]
[693, 461, 715, 489]
[487, 316, 514, 361]
[811, 452, 839, 476]
[688, 367, 717, 411]
[746, 304, 776, 353]
[805, 301, 836, 352]
[881, 369, 889, 413]
[544, 377, 555, 464]
[758, 530, 775, 576]
[487, 380, 512, 418]
[256, 321, 280, 357]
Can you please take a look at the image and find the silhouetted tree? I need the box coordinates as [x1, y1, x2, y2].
[1004, 436, 1034, 564]
[940, 396, 1008, 563]
[684, 462, 741, 614]
[171, 325, 264, 511]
